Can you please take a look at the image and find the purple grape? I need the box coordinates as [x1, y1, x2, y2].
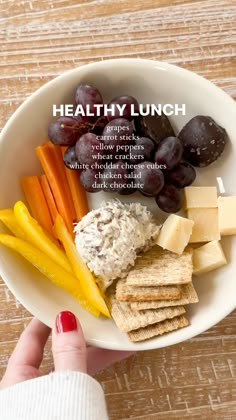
[118, 171, 137, 195]
[118, 186, 137, 195]
[156, 184, 183, 213]
[75, 84, 103, 116]
[102, 118, 133, 156]
[75, 133, 103, 166]
[107, 95, 139, 121]
[134, 161, 164, 197]
[91, 116, 109, 135]
[48, 116, 90, 146]
[130, 137, 155, 163]
[164, 161, 196, 188]
[154, 137, 183, 170]
[80, 168, 101, 192]
[63, 146, 80, 170]
[101, 160, 129, 192]
[134, 113, 175, 144]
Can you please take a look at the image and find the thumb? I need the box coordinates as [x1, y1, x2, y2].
[52, 311, 87, 373]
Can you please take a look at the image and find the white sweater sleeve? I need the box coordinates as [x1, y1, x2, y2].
[0, 371, 108, 420]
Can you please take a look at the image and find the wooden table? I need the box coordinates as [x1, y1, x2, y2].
[0, 1, 235, 418]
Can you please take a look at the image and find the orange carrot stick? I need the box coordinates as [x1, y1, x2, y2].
[61, 147, 89, 221]
[47, 142, 77, 223]
[35, 143, 76, 237]
[39, 174, 58, 223]
[20, 175, 54, 237]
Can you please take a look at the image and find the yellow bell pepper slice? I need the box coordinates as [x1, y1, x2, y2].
[0, 233, 99, 317]
[0, 209, 26, 239]
[13, 201, 72, 274]
[54, 214, 110, 318]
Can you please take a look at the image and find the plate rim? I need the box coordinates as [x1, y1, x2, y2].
[1, 57, 236, 350]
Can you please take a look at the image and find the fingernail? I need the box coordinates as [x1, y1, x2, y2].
[55, 311, 77, 334]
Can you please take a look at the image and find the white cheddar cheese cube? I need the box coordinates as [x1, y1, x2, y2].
[184, 186, 218, 209]
[156, 214, 194, 255]
[218, 196, 236, 235]
[193, 240, 227, 276]
[187, 208, 220, 243]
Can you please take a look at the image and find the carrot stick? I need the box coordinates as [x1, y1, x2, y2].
[35, 143, 76, 237]
[47, 142, 77, 224]
[61, 147, 89, 221]
[39, 174, 58, 223]
[20, 175, 54, 237]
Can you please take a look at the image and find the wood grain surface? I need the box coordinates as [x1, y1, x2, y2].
[0, 0, 236, 418]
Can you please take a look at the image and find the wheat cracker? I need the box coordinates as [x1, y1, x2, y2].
[108, 296, 185, 332]
[116, 280, 181, 301]
[130, 283, 198, 311]
[128, 315, 189, 342]
[126, 246, 193, 286]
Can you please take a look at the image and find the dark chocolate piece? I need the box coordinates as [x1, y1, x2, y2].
[178, 115, 227, 167]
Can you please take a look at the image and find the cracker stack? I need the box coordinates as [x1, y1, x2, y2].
[109, 246, 198, 342]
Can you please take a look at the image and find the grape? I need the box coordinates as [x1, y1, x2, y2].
[63, 146, 80, 170]
[156, 184, 183, 213]
[118, 172, 137, 195]
[154, 137, 183, 170]
[75, 84, 103, 116]
[130, 137, 155, 163]
[134, 113, 175, 144]
[102, 118, 133, 156]
[80, 168, 101, 192]
[118, 186, 137, 195]
[107, 95, 139, 121]
[91, 116, 109, 135]
[164, 161, 196, 188]
[48, 116, 90, 146]
[75, 133, 103, 166]
[101, 160, 129, 192]
[134, 161, 164, 197]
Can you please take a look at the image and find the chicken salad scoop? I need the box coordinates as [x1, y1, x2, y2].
[74, 200, 160, 290]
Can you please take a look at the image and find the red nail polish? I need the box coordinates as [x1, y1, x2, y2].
[55, 311, 77, 333]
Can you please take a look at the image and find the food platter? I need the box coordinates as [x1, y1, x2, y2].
[0, 59, 236, 350]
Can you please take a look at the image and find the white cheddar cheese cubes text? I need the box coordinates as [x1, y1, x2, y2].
[187, 208, 220, 243]
[184, 186, 218, 209]
[193, 240, 227, 276]
[156, 214, 194, 255]
[218, 196, 236, 235]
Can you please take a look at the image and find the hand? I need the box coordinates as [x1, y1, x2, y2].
[0, 311, 135, 390]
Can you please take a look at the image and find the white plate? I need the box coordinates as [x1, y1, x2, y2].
[0, 58, 236, 350]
